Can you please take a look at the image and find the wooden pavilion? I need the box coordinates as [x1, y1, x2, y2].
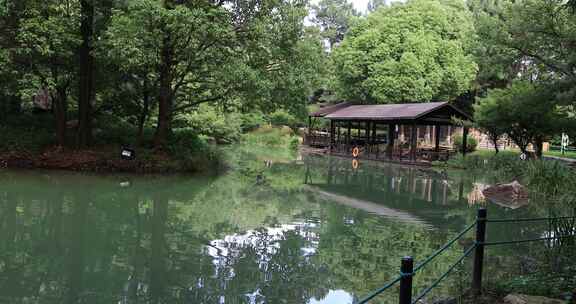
[305, 102, 472, 163]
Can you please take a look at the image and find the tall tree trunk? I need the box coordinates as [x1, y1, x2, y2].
[154, 33, 174, 149]
[53, 87, 68, 147]
[534, 137, 544, 159]
[491, 135, 499, 154]
[137, 78, 150, 145]
[77, 0, 94, 148]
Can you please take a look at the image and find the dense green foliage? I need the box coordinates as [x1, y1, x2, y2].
[443, 151, 576, 197]
[0, 0, 325, 155]
[311, 0, 358, 49]
[475, 82, 573, 157]
[469, 0, 576, 157]
[453, 134, 478, 153]
[1, 0, 576, 169]
[332, 0, 478, 103]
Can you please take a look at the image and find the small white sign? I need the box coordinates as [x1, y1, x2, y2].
[562, 133, 570, 147]
[120, 181, 131, 188]
[520, 153, 527, 161]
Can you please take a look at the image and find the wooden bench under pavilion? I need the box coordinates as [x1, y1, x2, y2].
[305, 102, 472, 163]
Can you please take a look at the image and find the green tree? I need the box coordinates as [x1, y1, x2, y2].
[77, 0, 96, 147]
[104, 0, 241, 148]
[332, 0, 477, 104]
[472, 95, 507, 154]
[2, 0, 323, 161]
[15, 2, 80, 146]
[474, 0, 576, 103]
[104, 0, 323, 148]
[467, 0, 520, 91]
[259, 28, 328, 121]
[475, 82, 573, 158]
[312, 0, 358, 49]
[0, 0, 33, 121]
[368, 0, 387, 12]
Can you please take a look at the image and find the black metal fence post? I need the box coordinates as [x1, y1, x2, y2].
[472, 208, 487, 295]
[399, 256, 414, 304]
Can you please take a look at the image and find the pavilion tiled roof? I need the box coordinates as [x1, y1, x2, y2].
[318, 102, 471, 121]
[310, 102, 351, 117]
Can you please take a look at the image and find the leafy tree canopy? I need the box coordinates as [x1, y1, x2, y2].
[367, 0, 387, 12]
[475, 81, 574, 156]
[312, 0, 358, 49]
[332, 0, 478, 104]
[472, 0, 576, 100]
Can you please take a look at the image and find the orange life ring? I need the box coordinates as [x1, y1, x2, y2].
[352, 147, 360, 158]
[352, 159, 359, 169]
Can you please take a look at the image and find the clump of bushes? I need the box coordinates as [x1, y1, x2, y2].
[168, 128, 225, 171]
[0, 125, 54, 152]
[243, 125, 297, 148]
[453, 135, 478, 153]
[268, 109, 298, 129]
[176, 105, 242, 144]
[0, 113, 54, 152]
[290, 137, 300, 150]
[94, 114, 141, 146]
[240, 112, 266, 132]
[444, 151, 576, 197]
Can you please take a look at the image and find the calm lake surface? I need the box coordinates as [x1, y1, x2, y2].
[0, 149, 552, 304]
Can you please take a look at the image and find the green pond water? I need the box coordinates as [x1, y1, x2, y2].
[0, 149, 556, 304]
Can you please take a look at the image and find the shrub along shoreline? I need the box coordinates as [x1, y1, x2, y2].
[0, 123, 299, 174]
[0, 120, 225, 173]
[435, 150, 576, 196]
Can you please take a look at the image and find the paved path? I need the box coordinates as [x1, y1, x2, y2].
[543, 155, 576, 165]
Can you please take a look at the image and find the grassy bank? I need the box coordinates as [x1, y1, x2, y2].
[0, 117, 300, 174]
[437, 149, 576, 198]
[544, 149, 576, 159]
[0, 115, 225, 173]
[449, 148, 576, 160]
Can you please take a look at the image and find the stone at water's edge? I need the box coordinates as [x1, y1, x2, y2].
[503, 294, 565, 304]
[482, 180, 529, 209]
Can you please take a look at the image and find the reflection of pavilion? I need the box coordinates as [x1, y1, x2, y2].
[307, 186, 431, 227]
[303, 156, 469, 229]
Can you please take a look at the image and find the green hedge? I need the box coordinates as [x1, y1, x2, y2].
[453, 134, 478, 153]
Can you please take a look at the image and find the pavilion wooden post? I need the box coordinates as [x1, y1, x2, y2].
[347, 121, 352, 146]
[387, 124, 395, 159]
[435, 125, 441, 152]
[410, 123, 418, 161]
[462, 126, 469, 157]
[372, 122, 377, 158]
[337, 122, 341, 146]
[366, 121, 371, 143]
[330, 119, 335, 152]
[308, 116, 312, 136]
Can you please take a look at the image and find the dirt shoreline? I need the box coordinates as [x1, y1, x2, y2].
[0, 146, 203, 174]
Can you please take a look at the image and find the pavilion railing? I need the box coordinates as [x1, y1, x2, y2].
[304, 133, 331, 147]
[331, 143, 456, 163]
[354, 208, 576, 304]
[304, 131, 459, 162]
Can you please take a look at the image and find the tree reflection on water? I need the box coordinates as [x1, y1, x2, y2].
[0, 154, 556, 303]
